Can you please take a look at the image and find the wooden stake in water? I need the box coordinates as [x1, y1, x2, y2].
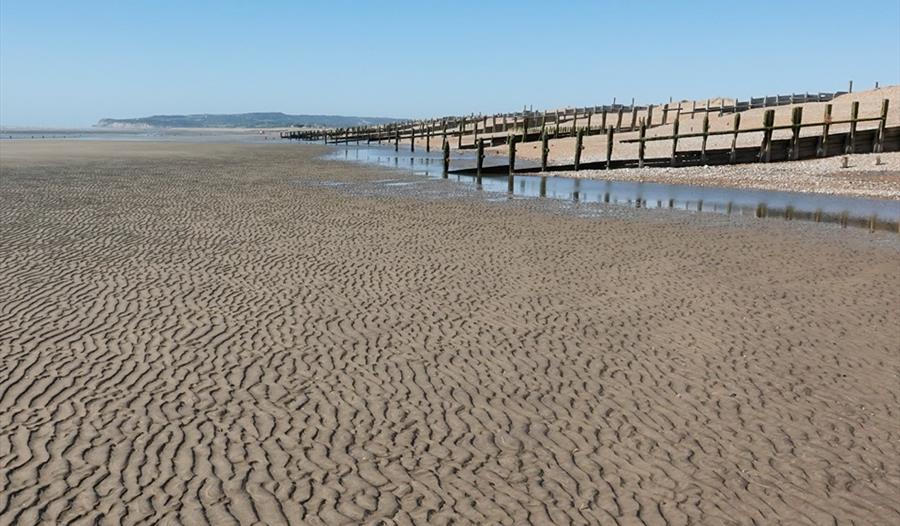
[507, 135, 516, 192]
[476, 138, 485, 185]
[394, 129, 400, 152]
[442, 140, 450, 178]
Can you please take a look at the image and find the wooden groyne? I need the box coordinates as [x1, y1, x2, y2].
[281, 88, 852, 148]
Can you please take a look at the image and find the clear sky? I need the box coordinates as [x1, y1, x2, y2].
[1, 0, 898, 127]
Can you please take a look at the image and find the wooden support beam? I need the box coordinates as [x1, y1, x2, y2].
[574, 128, 584, 171]
[846, 101, 859, 154]
[605, 126, 614, 170]
[759, 109, 775, 162]
[637, 121, 647, 168]
[541, 131, 549, 172]
[476, 139, 484, 185]
[700, 114, 709, 164]
[630, 105, 638, 131]
[874, 98, 890, 153]
[670, 116, 680, 167]
[442, 140, 450, 178]
[789, 106, 802, 160]
[662, 104, 669, 125]
[729, 113, 741, 164]
[507, 135, 516, 192]
[818, 104, 832, 157]
[616, 108, 624, 131]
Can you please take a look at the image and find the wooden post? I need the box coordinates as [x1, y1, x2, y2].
[637, 120, 647, 168]
[605, 126, 615, 170]
[426, 127, 431, 152]
[541, 131, 549, 172]
[729, 113, 741, 164]
[394, 129, 400, 152]
[629, 105, 638, 131]
[572, 112, 578, 136]
[646, 105, 654, 127]
[522, 115, 528, 142]
[476, 139, 485, 185]
[691, 100, 696, 119]
[473, 119, 479, 145]
[616, 108, 624, 131]
[848, 80, 853, 93]
[457, 117, 465, 149]
[700, 114, 709, 164]
[574, 128, 584, 171]
[759, 109, 775, 162]
[507, 135, 516, 192]
[670, 115, 680, 167]
[442, 140, 450, 178]
[846, 101, 859, 154]
[818, 104, 832, 157]
[587, 111, 593, 133]
[554, 111, 560, 137]
[539, 176, 547, 198]
[874, 98, 890, 153]
[410, 127, 415, 152]
[662, 104, 669, 125]
[789, 106, 802, 160]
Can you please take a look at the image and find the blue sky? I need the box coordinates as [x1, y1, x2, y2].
[1, 0, 898, 127]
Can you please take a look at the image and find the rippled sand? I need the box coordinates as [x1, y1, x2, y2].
[1, 141, 899, 525]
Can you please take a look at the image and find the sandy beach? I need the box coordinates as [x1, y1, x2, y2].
[1, 141, 899, 525]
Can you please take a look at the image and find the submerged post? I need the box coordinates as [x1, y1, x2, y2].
[507, 135, 516, 192]
[476, 138, 485, 185]
[442, 140, 450, 178]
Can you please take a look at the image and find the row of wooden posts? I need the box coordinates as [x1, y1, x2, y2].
[432, 98, 892, 185]
[283, 86, 856, 148]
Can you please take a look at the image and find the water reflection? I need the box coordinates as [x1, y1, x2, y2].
[322, 144, 900, 232]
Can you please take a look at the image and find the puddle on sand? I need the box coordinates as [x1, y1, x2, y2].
[320, 144, 900, 232]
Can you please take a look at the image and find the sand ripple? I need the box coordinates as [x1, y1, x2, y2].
[1, 141, 898, 525]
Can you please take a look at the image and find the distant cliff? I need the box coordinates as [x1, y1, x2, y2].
[95, 112, 403, 129]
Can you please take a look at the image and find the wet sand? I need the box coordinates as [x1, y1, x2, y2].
[1, 141, 899, 525]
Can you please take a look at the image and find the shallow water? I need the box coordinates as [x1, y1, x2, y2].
[323, 143, 900, 231]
